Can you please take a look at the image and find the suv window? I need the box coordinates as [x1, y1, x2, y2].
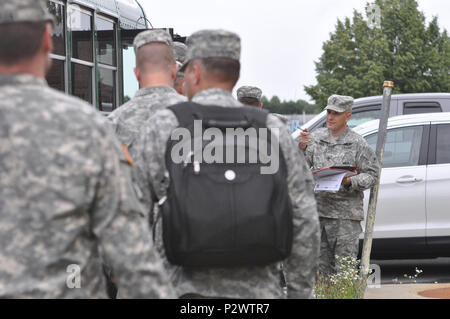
[365, 125, 424, 168]
[436, 124, 450, 164]
[313, 105, 382, 130]
[403, 102, 442, 115]
[348, 108, 381, 128]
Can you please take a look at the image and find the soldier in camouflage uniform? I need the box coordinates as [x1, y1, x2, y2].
[299, 95, 380, 275]
[108, 30, 186, 152]
[237, 86, 263, 108]
[133, 29, 320, 299]
[0, 0, 174, 299]
[238, 85, 289, 123]
[173, 41, 187, 95]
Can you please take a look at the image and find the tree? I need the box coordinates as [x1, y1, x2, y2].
[305, 0, 450, 107]
[261, 96, 320, 114]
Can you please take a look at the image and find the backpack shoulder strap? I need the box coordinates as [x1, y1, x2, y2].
[168, 102, 198, 128]
[168, 101, 270, 129]
[241, 107, 269, 129]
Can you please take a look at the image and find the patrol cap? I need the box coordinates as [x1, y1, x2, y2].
[237, 86, 263, 102]
[324, 95, 354, 113]
[180, 29, 241, 72]
[0, 0, 55, 25]
[133, 29, 173, 53]
[173, 42, 187, 64]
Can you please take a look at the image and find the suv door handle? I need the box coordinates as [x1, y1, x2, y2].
[396, 176, 423, 184]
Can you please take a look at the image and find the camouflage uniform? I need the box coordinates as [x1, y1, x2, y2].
[173, 42, 187, 65]
[237, 86, 263, 102]
[0, 74, 174, 298]
[108, 30, 187, 150]
[173, 42, 187, 92]
[133, 30, 320, 299]
[0, 1, 174, 298]
[304, 95, 380, 275]
[237, 85, 288, 123]
[108, 86, 186, 150]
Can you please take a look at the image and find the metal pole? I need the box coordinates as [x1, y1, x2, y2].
[360, 81, 394, 278]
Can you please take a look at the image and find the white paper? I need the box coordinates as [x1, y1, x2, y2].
[313, 168, 357, 179]
[314, 172, 347, 192]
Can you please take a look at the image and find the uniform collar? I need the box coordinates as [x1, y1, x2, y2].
[0, 74, 47, 87]
[320, 127, 353, 144]
[134, 85, 177, 98]
[192, 88, 242, 107]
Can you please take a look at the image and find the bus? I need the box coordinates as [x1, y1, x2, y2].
[45, 0, 179, 113]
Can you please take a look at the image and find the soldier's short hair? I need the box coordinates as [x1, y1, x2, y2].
[239, 97, 261, 107]
[0, 22, 47, 64]
[194, 57, 240, 85]
[136, 42, 176, 72]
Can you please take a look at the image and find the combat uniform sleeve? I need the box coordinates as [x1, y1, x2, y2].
[267, 116, 320, 299]
[350, 141, 380, 191]
[106, 111, 119, 133]
[129, 126, 156, 219]
[132, 109, 179, 223]
[91, 125, 175, 299]
[303, 137, 315, 169]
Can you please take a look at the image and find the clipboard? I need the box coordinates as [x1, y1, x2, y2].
[312, 166, 358, 192]
[312, 166, 358, 178]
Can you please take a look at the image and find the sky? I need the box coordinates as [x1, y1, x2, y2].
[139, 0, 450, 103]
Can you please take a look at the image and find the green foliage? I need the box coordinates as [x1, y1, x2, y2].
[261, 96, 320, 114]
[305, 0, 450, 107]
[315, 256, 366, 299]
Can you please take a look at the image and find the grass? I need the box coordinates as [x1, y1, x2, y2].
[315, 256, 367, 299]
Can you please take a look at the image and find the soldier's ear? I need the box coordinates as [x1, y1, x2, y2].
[134, 67, 140, 83]
[42, 23, 53, 56]
[346, 111, 352, 121]
[171, 63, 178, 81]
[193, 63, 202, 86]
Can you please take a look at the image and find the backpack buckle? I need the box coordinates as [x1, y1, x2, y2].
[158, 196, 167, 207]
[184, 151, 194, 167]
[193, 161, 200, 174]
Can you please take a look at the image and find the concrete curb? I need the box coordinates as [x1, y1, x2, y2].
[364, 283, 450, 299]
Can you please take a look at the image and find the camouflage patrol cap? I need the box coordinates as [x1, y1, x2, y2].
[237, 86, 263, 102]
[0, 0, 54, 25]
[133, 29, 173, 53]
[324, 95, 354, 113]
[173, 42, 187, 64]
[180, 29, 241, 72]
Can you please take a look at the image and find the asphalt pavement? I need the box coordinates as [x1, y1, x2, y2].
[364, 258, 450, 299]
[371, 257, 450, 284]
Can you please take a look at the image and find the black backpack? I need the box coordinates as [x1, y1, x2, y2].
[160, 102, 293, 267]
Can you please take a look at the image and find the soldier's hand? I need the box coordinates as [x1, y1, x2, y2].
[342, 176, 352, 186]
[299, 128, 310, 151]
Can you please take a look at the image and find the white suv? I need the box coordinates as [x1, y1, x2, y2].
[292, 93, 450, 137]
[354, 113, 450, 258]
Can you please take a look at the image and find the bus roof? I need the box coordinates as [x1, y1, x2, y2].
[72, 0, 148, 29]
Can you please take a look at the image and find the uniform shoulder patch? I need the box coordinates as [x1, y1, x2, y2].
[121, 144, 134, 167]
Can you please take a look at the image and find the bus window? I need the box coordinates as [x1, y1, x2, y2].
[99, 68, 116, 112]
[123, 46, 139, 103]
[96, 15, 118, 111]
[69, 5, 94, 104]
[47, 59, 65, 92]
[96, 17, 116, 66]
[46, 1, 66, 92]
[44, 0, 154, 111]
[72, 63, 93, 103]
[70, 8, 93, 62]
[47, 1, 65, 56]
